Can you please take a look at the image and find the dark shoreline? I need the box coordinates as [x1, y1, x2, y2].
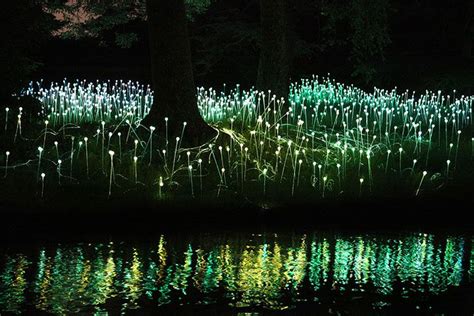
[1, 192, 472, 244]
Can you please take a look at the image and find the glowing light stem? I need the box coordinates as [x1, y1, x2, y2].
[118, 132, 122, 161]
[454, 130, 461, 168]
[57, 160, 62, 185]
[221, 167, 226, 188]
[211, 147, 223, 183]
[170, 137, 179, 180]
[446, 160, 451, 180]
[95, 129, 100, 146]
[291, 153, 298, 196]
[180, 122, 187, 147]
[324, 149, 330, 175]
[367, 152, 373, 188]
[243, 147, 248, 182]
[218, 146, 225, 170]
[415, 171, 427, 196]
[133, 156, 138, 184]
[84, 137, 89, 178]
[4, 151, 10, 178]
[411, 159, 417, 175]
[274, 150, 280, 173]
[297, 159, 303, 187]
[399, 147, 403, 175]
[336, 163, 341, 188]
[70, 137, 74, 178]
[4, 107, 8, 131]
[40, 173, 45, 198]
[198, 159, 203, 194]
[226, 147, 232, 178]
[78, 141, 83, 162]
[37, 147, 43, 181]
[101, 121, 105, 170]
[229, 119, 234, 159]
[134, 139, 138, 158]
[322, 176, 327, 198]
[14, 114, 21, 143]
[318, 165, 322, 192]
[425, 128, 433, 167]
[263, 168, 267, 195]
[108, 151, 114, 197]
[161, 149, 168, 170]
[357, 150, 362, 178]
[62, 115, 66, 137]
[188, 165, 194, 197]
[444, 119, 449, 152]
[158, 176, 164, 199]
[42, 120, 49, 150]
[126, 119, 133, 142]
[149, 126, 155, 165]
[54, 141, 59, 161]
[165, 117, 169, 152]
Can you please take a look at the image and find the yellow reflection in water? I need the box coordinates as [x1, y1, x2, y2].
[122, 248, 143, 310]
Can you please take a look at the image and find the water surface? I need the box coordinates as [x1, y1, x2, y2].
[1, 231, 473, 314]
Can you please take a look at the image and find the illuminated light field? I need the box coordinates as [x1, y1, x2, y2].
[1, 76, 472, 202]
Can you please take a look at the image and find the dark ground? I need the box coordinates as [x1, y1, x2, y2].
[1, 191, 472, 244]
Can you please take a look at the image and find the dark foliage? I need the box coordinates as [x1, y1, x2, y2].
[0, 1, 55, 102]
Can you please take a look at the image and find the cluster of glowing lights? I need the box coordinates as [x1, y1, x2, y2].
[1, 76, 472, 200]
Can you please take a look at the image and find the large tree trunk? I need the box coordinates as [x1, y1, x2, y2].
[257, 0, 293, 101]
[143, 0, 216, 144]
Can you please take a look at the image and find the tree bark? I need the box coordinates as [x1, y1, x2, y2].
[143, 0, 216, 144]
[257, 0, 293, 101]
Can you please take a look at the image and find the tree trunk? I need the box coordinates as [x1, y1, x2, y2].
[143, 0, 216, 144]
[257, 0, 293, 101]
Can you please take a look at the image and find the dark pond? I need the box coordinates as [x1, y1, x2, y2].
[0, 231, 473, 314]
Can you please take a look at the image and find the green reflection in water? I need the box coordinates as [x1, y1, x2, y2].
[0, 254, 29, 314]
[470, 238, 474, 282]
[0, 233, 472, 314]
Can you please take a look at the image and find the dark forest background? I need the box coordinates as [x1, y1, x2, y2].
[1, 0, 474, 102]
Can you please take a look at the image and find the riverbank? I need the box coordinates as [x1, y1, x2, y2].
[1, 190, 472, 244]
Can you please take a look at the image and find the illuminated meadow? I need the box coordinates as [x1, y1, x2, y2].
[0, 76, 472, 203]
[0, 232, 472, 314]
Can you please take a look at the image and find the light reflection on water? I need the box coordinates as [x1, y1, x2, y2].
[0, 233, 472, 314]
